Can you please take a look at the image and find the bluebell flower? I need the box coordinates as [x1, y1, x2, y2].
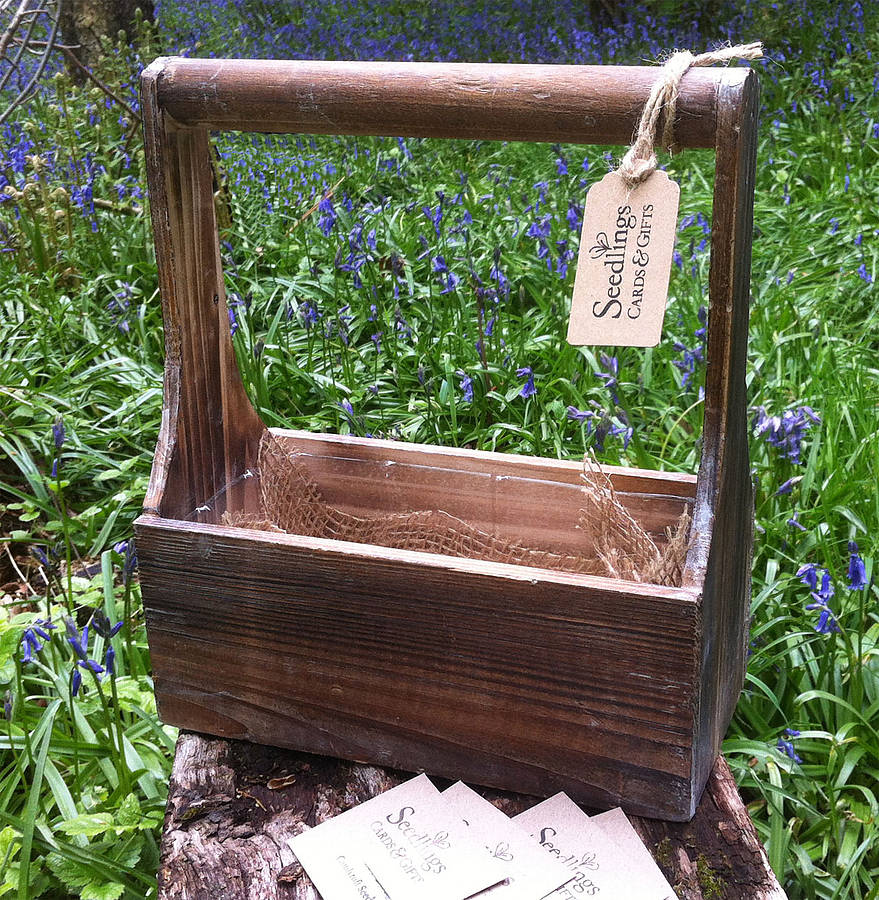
[317, 195, 336, 236]
[753, 406, 820, 464]
[440, 272, 460, 294]
[797, 563, 819, 591]
[51, 459, 59, 480]
[228, 307, 239, 337]
[53, 417, 65, 449]
[484, 317, 495, 338]
[775, 477, 801, 495]
[104, 645, 116, 677]
[3, 691, 11, 721]
[787, 511, 807, 532]
[301, 300, 321, 329]
[114, 540, 138, 584]
[776, 736, 802, 764]
[610, 410, 634, 450]
[31, 546, 50, 567]
[517, 367, 537, 399]
[21, 618, 55, 664]
[457, 371, 473, 403]
[595, 354, 619, 405]
[857, 263, 873, 284]
[848, 541, 867, 590]
[804, 569, 840, 634]
[92, 612, 123, 640]
[432, 255, 447, 273]
[567, 406, 594, 428]
[371, 332, 382, 353]
[422, 201, 443, 236]
[340, 400, 355, 418]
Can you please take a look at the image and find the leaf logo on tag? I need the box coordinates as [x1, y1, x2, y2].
[589, 233, 614, 258]
[567, 170, 680, 348]
[491, 840, 514, 862]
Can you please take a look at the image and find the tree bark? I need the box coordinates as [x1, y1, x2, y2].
[59, 0, 154, 74]
[158, 732, 787, 900]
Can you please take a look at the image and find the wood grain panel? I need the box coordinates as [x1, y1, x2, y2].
[147, 59, 722, 147]
[136, 514, 701, 818]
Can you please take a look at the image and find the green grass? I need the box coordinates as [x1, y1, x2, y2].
[0, 2, 878, 896]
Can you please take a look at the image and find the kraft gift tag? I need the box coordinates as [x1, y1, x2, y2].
[567, 170, 680, 348]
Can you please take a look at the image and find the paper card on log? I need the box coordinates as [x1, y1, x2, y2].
[513, 794, 676, 900]
[288, 774, 506, 900]
[442, 782, 574, 899]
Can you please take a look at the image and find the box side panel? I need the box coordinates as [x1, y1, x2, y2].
[267, 434, 692, 554]
[136, 518, 700, 820]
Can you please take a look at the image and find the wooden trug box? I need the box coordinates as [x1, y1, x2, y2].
[135, 59, 758, 821]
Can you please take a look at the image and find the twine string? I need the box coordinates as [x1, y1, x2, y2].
[618, 41, 763, 188]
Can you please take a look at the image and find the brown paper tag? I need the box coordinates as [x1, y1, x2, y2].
[567, 170, 680, 348]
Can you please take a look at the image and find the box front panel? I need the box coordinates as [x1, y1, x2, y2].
[136, 517, 701, 819]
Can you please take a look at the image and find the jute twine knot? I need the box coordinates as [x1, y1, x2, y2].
[618, 41, 763, 188]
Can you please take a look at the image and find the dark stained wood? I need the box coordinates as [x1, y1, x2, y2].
[157, 732, 787, 900]
[138, 60, 759, 822]
[683, 70, 759, 798]
[147, 59, 723, 147]
[135, 512, 701, 820]
[141, 66, 264, 522]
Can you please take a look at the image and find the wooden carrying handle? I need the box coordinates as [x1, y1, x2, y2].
[140, 59, 757, 617]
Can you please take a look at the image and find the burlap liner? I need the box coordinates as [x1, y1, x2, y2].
[223, 432, 690, 587]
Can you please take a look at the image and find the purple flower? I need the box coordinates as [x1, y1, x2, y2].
[776, 736, 802, 764]
[610, 410, 634, 450]
[432, 255, 448, 273]
[753, 406, 820, 464]
[775, 477, 800, 495]
[805, 570, 840, 634]
[595, 354, 619, 405]
[317, 195, 336, 236]
[340, 400, 355, 418]
[105, 645, 116, 677]
[92, 612, 123, 640]
[797, 563, 817, 590]
[301, 300, 321, 329]
[787, 511, 807, 532]
[53, 417, 65, 449]
[517, 367, 537, 399]
[440, 272, 460, 294]
[21, 619, 55, 663]
[848, 541, 867, 590]
[457, 371, 474, 403]
[857, 263, 873, 284]
[422, 201, 443, 236]
[370, 332, 382, 353]
[567, 406, 594, 429]
[228, 307, 239, 337]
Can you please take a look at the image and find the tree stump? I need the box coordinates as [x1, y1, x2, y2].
[158, 732, 786, 900]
